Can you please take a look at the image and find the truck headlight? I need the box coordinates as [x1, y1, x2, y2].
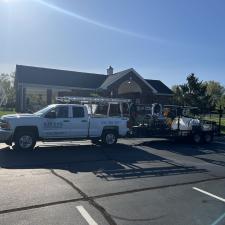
[0, 120, 11, 130]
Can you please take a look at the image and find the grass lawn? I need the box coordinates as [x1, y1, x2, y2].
[202, 115, 225, 134]
[0, 110, 16, 117]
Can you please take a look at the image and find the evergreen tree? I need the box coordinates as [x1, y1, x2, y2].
[172, 73, 212, 113]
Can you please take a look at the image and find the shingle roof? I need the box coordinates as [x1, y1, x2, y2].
[145, 79, 173, 95]
[100, 68, 132, 89]
[16, 65, 107, 89]
[15, 65, 173, 95]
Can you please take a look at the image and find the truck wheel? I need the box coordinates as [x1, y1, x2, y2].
[102, 131, 117, 146]
[203, 133, 213, 143]
[192, 133, 202, 144]
[14, 131, 36, 151]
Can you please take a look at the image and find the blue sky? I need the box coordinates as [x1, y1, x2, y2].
[0, 0, 225, 87]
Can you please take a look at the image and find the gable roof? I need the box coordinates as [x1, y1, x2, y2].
[100, 68, 132, 90]
[100, 68, 158, 93]
[16, 65, 107, 89]
[145, 79, 173, 95]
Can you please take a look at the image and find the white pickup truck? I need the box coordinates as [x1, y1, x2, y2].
[0, 104, 129, 150]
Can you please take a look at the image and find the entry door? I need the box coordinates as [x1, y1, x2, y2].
[42, 106, 71, 138]
[69, 106, 89, 138]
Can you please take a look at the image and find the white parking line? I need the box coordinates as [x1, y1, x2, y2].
[193, 187, 225, 203]
[76, 205, 98, 225]
[211, 212, 225, 225]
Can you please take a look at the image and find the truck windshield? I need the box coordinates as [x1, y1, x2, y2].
[34, 105, 54, 116]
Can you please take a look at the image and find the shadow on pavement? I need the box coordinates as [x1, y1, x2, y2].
[141, 139, 225, 167]
[110, 214, 165, 222]
[0, 143, 207, 180]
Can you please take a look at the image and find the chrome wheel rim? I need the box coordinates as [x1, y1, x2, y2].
[105, 133, 115, 145]
[19, 135, 33, 149]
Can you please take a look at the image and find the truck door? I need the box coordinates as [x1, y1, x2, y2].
[42, 105, 71, 138]
[70, 106, 89, 138]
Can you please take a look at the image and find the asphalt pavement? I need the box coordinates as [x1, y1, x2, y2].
[0, 138, 225, 225]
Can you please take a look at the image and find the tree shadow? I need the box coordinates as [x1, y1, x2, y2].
[0, 143, 207, 180]
[140, 139, 225, 167]
[110, 214, 165, 222]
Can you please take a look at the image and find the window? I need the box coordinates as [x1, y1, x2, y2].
[45, 106, 69, 118]
[56, 106, 69, 118]
[73, 106, 85, 118]
[95, 104, 108, 116]
[109, 103, 121, 117]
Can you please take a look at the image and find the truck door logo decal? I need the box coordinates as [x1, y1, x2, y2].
[44, 121, 63, 129]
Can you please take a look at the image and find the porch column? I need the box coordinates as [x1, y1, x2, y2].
[16, 84, 22, 112]
[22, 87, 26, 112]
[47, 89, 52, 105]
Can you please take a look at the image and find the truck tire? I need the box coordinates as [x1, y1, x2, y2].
[192, 132, 202, 144]
[102, 130, 117, 146]
[14, 130, 36, 151]
[203, 133, 213, 143]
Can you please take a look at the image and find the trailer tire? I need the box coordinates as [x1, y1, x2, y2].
[192, 132, 202, 144]
[102, 130, 117, 146]
[203, 133, 213, 143]
[14, 130, 36, 151]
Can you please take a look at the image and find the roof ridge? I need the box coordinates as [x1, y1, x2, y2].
[16, 64, 106, 76]
[145, 78, 161, 81]
[113, 68, 132, 75]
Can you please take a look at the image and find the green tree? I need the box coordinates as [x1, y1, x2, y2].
[172, 73, 211, 112]
[171, 85, 185, 105]
[0, 72, 16, 108]
[205, 81, 225, 109]
[216, 95, 225, 110]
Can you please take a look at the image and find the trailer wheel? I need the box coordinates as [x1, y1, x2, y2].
[203, 133, 213, 143]
[192, 133, 202, 144]
[14, 130, 36, 151]
[102, 131, 117, 146]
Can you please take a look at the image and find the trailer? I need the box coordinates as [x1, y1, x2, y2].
[131, 104, 218, 144]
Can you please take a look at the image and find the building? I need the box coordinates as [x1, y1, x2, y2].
[15, 65, 173, 112]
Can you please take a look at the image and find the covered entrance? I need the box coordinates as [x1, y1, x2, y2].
[117, 79, 142, 104]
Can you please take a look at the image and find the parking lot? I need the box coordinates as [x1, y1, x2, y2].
[0, 138, 225, 225]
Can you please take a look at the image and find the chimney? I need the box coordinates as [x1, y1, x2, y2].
[107, 66, 113, 75]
